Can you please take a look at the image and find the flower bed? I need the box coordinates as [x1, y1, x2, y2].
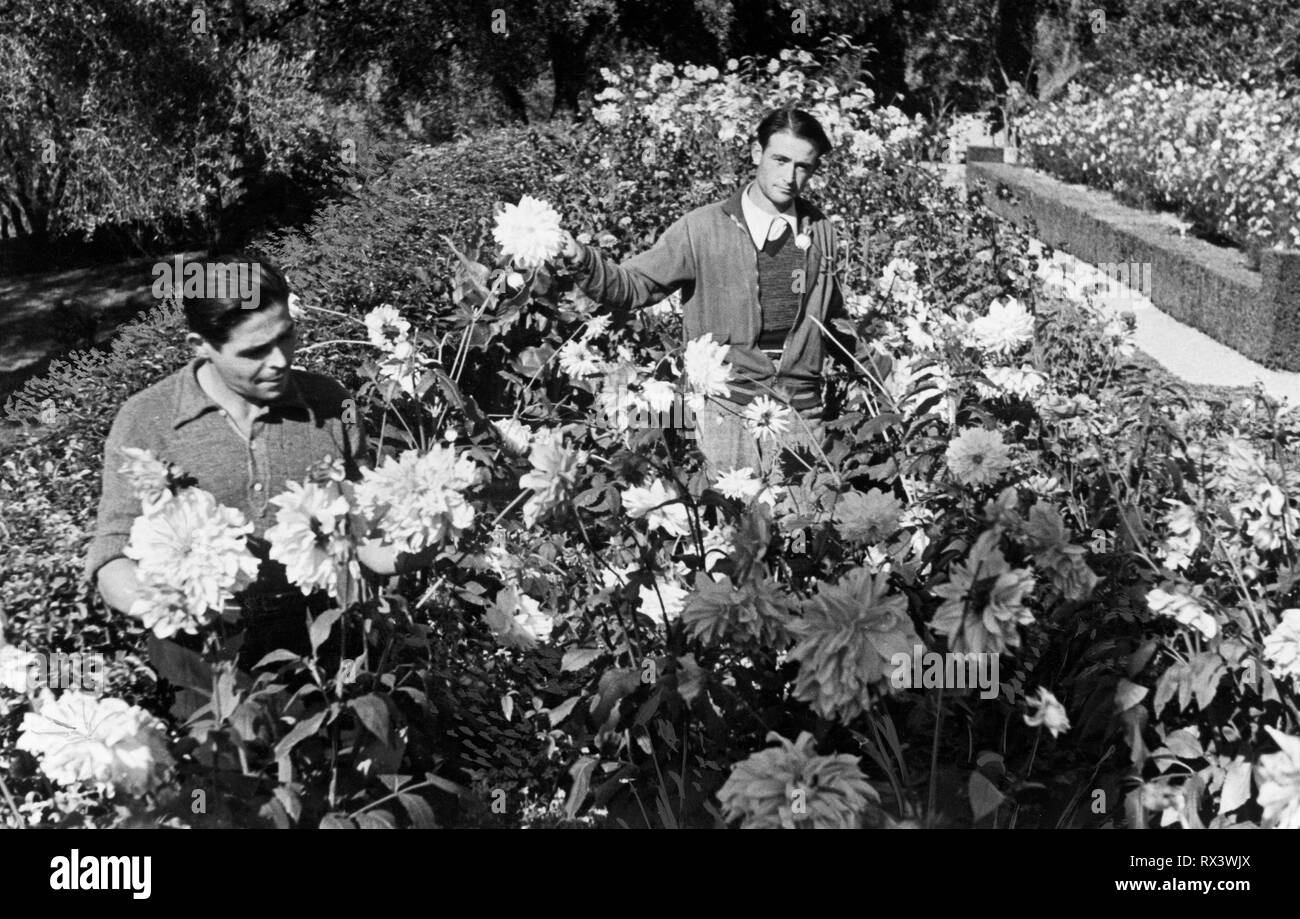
[2, 44, 1300, 829]
[1019, 77, 1300, 255]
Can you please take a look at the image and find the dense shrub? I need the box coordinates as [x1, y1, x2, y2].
[1020, 77, 1300, 254]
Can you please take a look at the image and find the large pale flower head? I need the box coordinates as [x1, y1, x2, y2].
[788, 568, 919, 721]
[118, 447, 182, 514]
[717, 731, 880, 829]
[484, 586, 552, 650]
[1256, 727, 1300, 829]
[743, 396, 792, 442]
[1264, 609, 1300, 681]
[363, 305, 411, 351]
[966, 297, 1034, 356]
[682, 573, 793, 646]
[355, 445, 483, 553]
[125, 487, 260, 625]
[832, 488, 903, 545]
[931, 532, 1034, 655]
[1023, 687, 1070, 737]
[558, 340, 606, 378]
[519, 433, 587, 528]
[376, 339, 429, 397]
[493, 194, 564, 268]
[1146, 587, 1218, 640]
[16, 690, 174, 797]
[131, 581, 211, 639]
[683, 333, 733, 403]
[714, 466, 763, 502]
[639, 578, 689, 625]
[493, 417, 533, 456]
[945, 427, 1012, 487]
[621, 478, 692, 538]
[266, 479, 357, 598]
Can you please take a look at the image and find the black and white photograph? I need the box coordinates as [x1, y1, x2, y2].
[0, 0, 1294, 878]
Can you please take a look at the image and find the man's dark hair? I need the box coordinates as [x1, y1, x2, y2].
[755, 108, 833, 158]
[181, 252, 292, 347]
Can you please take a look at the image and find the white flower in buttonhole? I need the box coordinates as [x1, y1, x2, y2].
[683, 333, 733, 410]
[16, 690, 174, 797]
[945, 427, 1012, 487]
[364, 304, 411, 351]
[493, 418, 532, 457]
[1256, 726, 1300, 829]
[714, 466, 763, 502]
[1146, 587, 1218, 640]
[558, 340, 606, 378]
[485, 585, 552, 650]
[266, 479, 358, 598]
[519, 433, 587, 529]
[1264, 609, 1300, 681]
[621, 478, 691, 538]
[118, 446, 182, 514]
[493, 195, 564, 268]
[355, 445, 483, 554]
[1023, 687, 1070, 738]
[125, 487, 260, 633]
[965, 297, 1034, 356]
[743, 396, 791, 442]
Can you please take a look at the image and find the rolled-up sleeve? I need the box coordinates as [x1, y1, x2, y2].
[84, 410, 149, 584]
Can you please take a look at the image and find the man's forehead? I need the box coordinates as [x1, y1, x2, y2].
[224, 306, 292, 350]
[765, 133, 819, 160]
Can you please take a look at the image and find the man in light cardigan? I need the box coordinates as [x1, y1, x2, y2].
[558, 107, 851, 488]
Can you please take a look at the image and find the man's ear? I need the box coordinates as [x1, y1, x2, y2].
[750, 141, 763, 166]
[184, 332, 212, 361]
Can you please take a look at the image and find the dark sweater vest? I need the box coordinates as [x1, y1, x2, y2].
[757, 229, 803, 351]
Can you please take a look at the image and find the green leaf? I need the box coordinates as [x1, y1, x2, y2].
[273, 710, 327, 763]
[1153, 662, 1190, 716]
[309, 608, 344, 652]
[319, 813, 354, 829]
[969, 770, 1005, 822]
[349, 694, 391, 744]
[1219, 758, 1252, 815]
[272, 786, 302, 824]
[565, 757, 598, 821]
[546, 695, 582, 727]
[147, 635, 213, 693]
[354, 810, 397, 829]
[1164, 728, 1203, 760]
[1190, 653, 1226, 711]
[251, 649, 302, 670]
[561, 647, 604, 672]
[1113, 677, 1148, 713]
[398, 793, 438, 828]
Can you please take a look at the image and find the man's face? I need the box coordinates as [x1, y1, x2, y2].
[191, 302, 297, 404]
[751, 131, 821, 208]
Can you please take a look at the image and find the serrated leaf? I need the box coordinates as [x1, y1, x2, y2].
[565, 757, 598, 821]
[1190, 653, 1226, 711]
[561, 647, 604, 672]
[1154, 662, 1190, 716]
[319, 812, 354, 829]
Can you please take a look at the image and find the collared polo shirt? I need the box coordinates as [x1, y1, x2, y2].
[85, 358, 368, 588]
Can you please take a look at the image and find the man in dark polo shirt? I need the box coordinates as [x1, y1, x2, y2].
[558, 107, 852, 486]
[87, 255, 402, 665]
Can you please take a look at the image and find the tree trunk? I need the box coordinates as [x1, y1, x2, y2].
[548, 28, 589, 117]
[493, 71, 530, 124]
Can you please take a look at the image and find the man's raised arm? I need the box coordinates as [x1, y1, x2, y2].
[558, 214, 695, 312]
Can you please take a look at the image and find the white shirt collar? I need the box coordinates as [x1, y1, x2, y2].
[741, 182, 799, 251]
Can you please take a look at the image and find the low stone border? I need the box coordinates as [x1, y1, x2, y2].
[967, 155, 1300, 372]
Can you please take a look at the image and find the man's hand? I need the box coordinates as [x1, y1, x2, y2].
[558, 230, 583, 267]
